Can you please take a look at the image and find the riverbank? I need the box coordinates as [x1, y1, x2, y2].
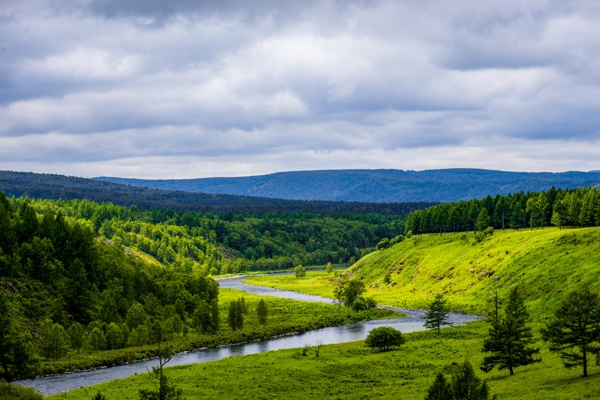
[48, 320, 600, 400]
[31, 287, 397, 377]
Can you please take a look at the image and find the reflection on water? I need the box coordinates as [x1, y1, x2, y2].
[17, 276, 480, 396]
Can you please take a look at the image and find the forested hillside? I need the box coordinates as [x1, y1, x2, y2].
[0, 170, 432, 215]
[16, 196, 404, 274]
[95, 168, 600, 202]
[404, 186, 600, 235]
[1, 191, 395, 382]
[0, 191, 218, 381]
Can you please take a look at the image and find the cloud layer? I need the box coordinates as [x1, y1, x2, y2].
[1, 0, 599, 177]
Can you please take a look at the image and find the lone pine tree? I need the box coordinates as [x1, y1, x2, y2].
[542, 287, 600, 377]
[481, 288, 540, 376]
[424, 294, 452, 334]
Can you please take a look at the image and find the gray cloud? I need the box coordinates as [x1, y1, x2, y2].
[0, 0, 598, 178]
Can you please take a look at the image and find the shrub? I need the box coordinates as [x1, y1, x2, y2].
[0, 383, 44, 400]
[294, 265, 306, 278]
[376, 238, 391, 250]
[365, 326, 404, 351]
[351, 296, 377, 312]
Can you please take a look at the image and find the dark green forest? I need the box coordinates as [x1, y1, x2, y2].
[0, 191, 218, 381]
[404, 186, 600, 235]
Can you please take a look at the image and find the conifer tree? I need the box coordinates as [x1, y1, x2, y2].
[481, 288, 540, 375]
[424, 372, 452, 400]
[424, 294, 452, 334]
[541, 287, 600, 377]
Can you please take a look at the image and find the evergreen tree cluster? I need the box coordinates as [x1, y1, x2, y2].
[405, 187, 600, 235]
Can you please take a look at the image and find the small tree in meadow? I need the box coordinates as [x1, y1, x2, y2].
[326, 262, 333, 274]
[295, 264, 306, 278]
[424, 294, 452, 334]
[256, 299, 268, 326]
[365, 327, 404, 352]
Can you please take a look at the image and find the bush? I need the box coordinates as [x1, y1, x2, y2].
[474, 231, 485, 243]
[294, 265, 306, 278]
[351, 296, 377, 312]
[365, 326, 404, 352]
[0, 383, 44, 400]
[390, 235, 406, 245]
[376, 238, 391, 250]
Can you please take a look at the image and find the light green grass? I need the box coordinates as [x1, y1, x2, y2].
[247, 227, 600, 317]
[48, 321, 600, 400]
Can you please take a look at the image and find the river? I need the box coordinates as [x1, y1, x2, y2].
[17, 276, 479, 396]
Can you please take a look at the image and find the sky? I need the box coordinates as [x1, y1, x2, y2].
[1, 0, 599, 178]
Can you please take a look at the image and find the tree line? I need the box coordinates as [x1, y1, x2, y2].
[405, 187, 600, 235]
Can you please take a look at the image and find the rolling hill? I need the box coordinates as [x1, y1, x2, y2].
[94, 168, 600, 203]
[0, 170, 429, 215]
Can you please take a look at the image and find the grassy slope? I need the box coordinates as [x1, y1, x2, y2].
[247, 227, 600, 316]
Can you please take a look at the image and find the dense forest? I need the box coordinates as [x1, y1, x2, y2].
[404, 186, 600, 235]
[0, 170, 434, 215]
[14, 197, 406, 273]
[0, 191, 219, 381]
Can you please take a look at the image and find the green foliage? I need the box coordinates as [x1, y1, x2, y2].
[541, 287, 600, 377]
[138, 347, 183, 400]
[228, 299, 245, 331]
[450, 361, 493, 400]
[364, 326, 404, 352]
[424, 372, 452, 400]
[0, 294, 38, 381]
[376, 238, 391, 250]
[256, 299, 268, 326]
[91, 393, 107, 400]
[481, 288, 540, 375]
[325, 262, 333, 274]
[333, 278, 364, 307]
[0, 383, 44, 400]
[405, 187, 600, 235]
[294, 265, 306, 278]
[14, 193, 407, 275]
[38, 320, 70, 360]
[424, 294, 452, 334]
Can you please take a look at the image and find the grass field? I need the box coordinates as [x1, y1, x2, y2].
[48, 321, 600, 400]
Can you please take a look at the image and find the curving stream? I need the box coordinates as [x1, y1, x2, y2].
[17, 276, 480, 396]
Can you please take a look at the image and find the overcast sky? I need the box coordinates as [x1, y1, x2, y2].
[1, 0, 599, 178]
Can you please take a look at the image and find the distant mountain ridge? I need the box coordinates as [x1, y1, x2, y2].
[0, 170, 428, 215]
[94, 169, 600, 203]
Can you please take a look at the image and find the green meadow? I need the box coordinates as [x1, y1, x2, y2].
[48, 322, 600, 400]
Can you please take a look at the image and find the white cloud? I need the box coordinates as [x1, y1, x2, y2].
[0, 0, 599, 177]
